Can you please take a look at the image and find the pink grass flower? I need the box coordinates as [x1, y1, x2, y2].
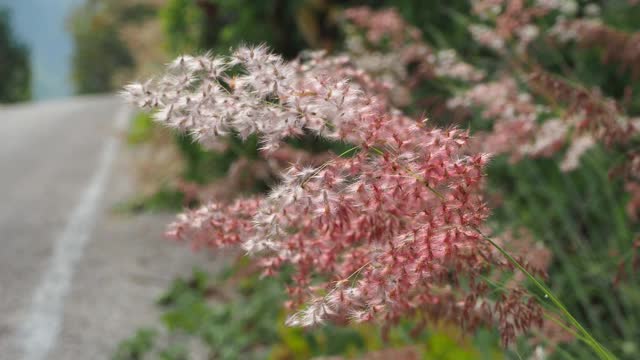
[124, 45, 544, 346]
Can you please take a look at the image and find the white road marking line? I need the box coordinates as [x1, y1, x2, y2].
[18, 104, 131, 360]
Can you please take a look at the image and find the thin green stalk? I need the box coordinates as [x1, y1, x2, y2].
[472, 227, 617, 360]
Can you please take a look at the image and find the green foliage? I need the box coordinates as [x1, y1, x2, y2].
[115, 265, 495, 360]
[156, 266, 292, 359]
[113, 329, 157, 360]
[127, 112, 156, 145]
[116, 4, 157, 24]
[159, 0, 310, 57]
[0, 8, 31, 103]
[173, 134, 258, 184]
[114, 266, 285, 360]
[158, 346, 189, 360]
[157, 0, 475, 60]
[160, 0, 205, 55]
[115, 186, 186, 214]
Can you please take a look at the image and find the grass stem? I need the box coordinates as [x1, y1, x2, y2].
[472, 226, 617, 360]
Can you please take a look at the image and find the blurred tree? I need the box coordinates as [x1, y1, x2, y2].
[0, 8, 31, 103]
[68, 1, 142, 94]
[160, 0, 337, 58]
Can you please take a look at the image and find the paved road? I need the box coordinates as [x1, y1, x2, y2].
[0, 96, 212, 359]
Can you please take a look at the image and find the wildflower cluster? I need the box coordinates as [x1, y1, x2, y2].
[342, 6, 484, 107]
[124, 45, 545, 346]
[447, 71, 639, 172]
[469, 0, 583, 53]
[447, 76, 544, 161]
[551, 17, 640, 78]
[124, 45, 385, 152]
[338, 4, 630, 175]
[448, 1, 640, 219]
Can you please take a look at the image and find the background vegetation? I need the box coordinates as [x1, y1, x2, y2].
[0, 7, 31, 103]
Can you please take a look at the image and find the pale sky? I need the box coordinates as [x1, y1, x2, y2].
[1, 0, 84, 100]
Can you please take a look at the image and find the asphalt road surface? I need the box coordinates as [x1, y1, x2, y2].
[0, 96, 211, 360]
